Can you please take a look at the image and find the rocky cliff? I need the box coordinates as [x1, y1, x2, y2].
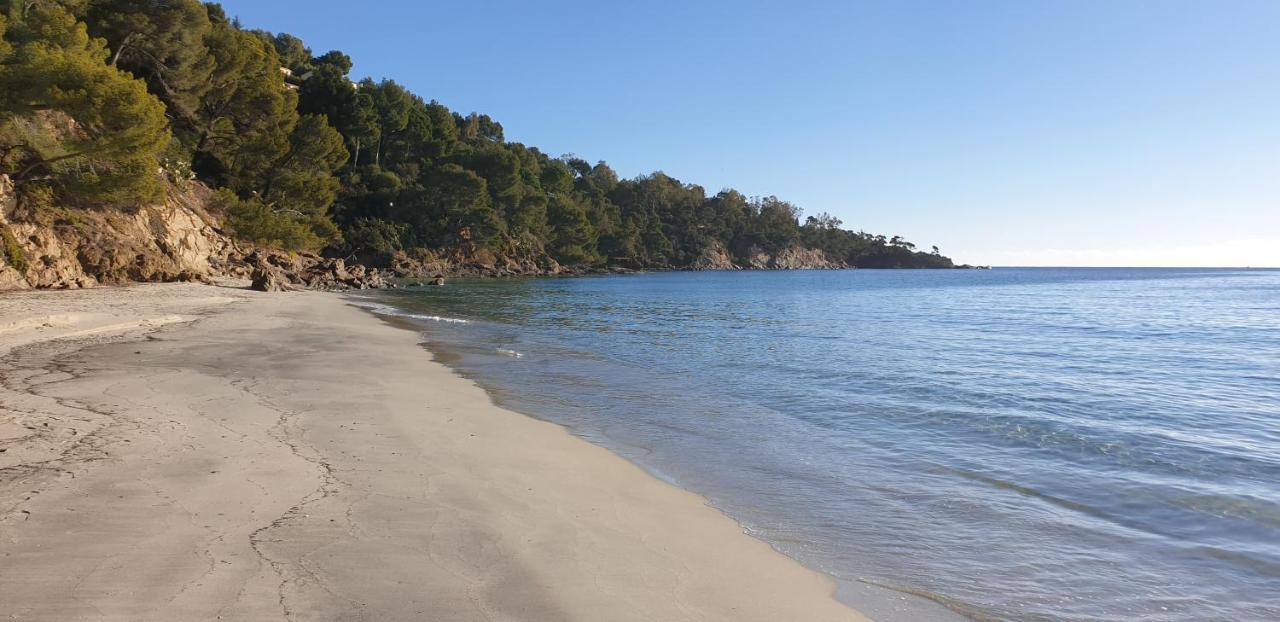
[688, 242, 741, 271]
[0, 175, 854, 292]
[0, 176, 386, 292]
[687, 241, 845, 271]
[745, 245, 845, 270]
[0, 177, 233, 290]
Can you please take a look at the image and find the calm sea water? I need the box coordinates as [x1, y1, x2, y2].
[356, 268, 1280, 621]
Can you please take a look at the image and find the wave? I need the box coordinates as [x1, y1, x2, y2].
[346, 299, 470, 324]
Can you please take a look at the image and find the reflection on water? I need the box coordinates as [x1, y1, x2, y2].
[357, 268, 1280, 621]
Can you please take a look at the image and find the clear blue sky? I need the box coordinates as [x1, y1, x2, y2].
[218, 0, 1279, 266]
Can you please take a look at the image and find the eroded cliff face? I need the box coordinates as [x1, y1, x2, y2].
[689, 242, 741, 271]
[0, 176, 242, 291]
[0, 175, 847, 292]
[686, 242, 844, 271]
[0, 177, 389, 292]
[748, 245, 845, 270]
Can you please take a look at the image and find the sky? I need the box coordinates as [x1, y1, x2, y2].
[217, 0, 1279, 267]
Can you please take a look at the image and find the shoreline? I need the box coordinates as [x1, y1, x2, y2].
[358, 287, 970, 622]
[0, 283, 867, 620]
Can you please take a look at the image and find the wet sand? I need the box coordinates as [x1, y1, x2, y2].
[0, 283, 867, 621]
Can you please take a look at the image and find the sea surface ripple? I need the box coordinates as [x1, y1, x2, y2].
[363, 268, 1280, 621]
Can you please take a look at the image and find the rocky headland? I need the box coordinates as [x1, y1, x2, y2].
[0, 174, 901, 294]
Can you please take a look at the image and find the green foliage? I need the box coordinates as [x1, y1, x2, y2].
[269, 32, 311, 72]
[159, 137, 194, 187]
[193, 16, 295, 189]
[215, 188, 333, 252]
[1, 222, 28, 273]
[47, 204, 92, 234]
[366, 79, 411, 166]
[83, 0, 215, 122]
[0, 1, 952, 267]
[297, 62, 376, 165]
[312, 50, 352, 74]
[18, 182, 57, 212]
[546, 194, 595, 264]
[257, 114, 347, 225]
[343, 217, 407, 259]
[0, 3, 170, 203]
[0, 14, 12, 61]
[213, 113, 346, 252]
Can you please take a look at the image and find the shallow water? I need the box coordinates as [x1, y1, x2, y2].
[358, 268, 1280, 621]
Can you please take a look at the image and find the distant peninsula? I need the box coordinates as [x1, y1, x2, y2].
[1, 2, 954, 290]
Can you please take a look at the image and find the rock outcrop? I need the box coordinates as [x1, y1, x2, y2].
[249, 266, 292, 292]
[380, 240, 846, 277]
[243, 251, 386, 291]
[0, 173, 853, 292]
[0, 176, 388, 292]
[688, 243, 846, 271]
[0, 178, 235, 290]
[688, 242, 740, 271]
[749, 245, 844, 270]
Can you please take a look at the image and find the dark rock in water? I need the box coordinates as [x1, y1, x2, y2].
[433, 275, 446, 286]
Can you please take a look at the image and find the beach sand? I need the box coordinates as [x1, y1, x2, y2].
[0, 283, 867, 621]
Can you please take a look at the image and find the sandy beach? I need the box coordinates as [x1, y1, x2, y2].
[0, 283, 866, 621]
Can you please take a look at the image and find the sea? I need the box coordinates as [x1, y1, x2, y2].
[352, 267, 1280, 622]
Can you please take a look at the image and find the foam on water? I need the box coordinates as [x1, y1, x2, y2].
[346, 298, 470, 324]
[365, 268, 1280, 621]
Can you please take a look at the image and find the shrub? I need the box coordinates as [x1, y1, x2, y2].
[1, 223, 29, 273]
[214, 189, 336, 252]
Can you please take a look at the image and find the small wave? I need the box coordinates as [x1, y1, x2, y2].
[407, 313, 469, 324]
[496, 348, 524, 358]
[347, 299, 469, 324]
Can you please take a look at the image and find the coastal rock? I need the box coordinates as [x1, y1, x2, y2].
[243, 250, 387, 291]
[689, 242, 740, 271]
[250, 267, 290, 292]
[745, 245, 844, 270]
[0, 175, 389, 292]
[0, 176, 238, 290]
[770, 246, 843, 270]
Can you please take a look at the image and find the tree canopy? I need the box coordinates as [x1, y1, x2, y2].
[0, 1, 953, 267]
[1, 2, 169, 203]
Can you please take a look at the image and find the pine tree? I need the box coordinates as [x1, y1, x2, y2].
[0, 4, 169, 203]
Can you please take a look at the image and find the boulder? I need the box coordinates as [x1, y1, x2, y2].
[250, 267, 291, 292]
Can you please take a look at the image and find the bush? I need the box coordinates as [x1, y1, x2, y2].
[159, 139, 196, 189]
[342, 218, 407, 259]
[1, 223, 29, 273]
[213, 189, 338, 252]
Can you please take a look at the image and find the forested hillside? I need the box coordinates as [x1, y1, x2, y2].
[1, 1, 955, 275]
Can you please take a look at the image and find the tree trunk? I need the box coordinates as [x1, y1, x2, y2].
[110, 33, 138, 66]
